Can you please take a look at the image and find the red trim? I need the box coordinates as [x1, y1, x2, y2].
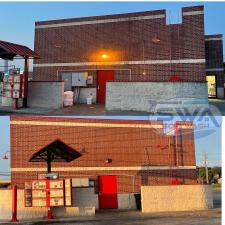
[46, 180, 50, 207]
[169, 75, 180, 81]
[11, 185, 18, 222]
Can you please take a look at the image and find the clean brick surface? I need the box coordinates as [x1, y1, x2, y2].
[10, 117, 198, 192]
[33, 6, 206, 83]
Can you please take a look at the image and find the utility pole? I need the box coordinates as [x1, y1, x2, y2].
[203, 151, 209, 184]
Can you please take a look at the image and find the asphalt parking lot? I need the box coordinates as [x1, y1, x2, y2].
[0, 209, 221, 225]
[0, 99, 225, 116]
[0, 188, 221, 225]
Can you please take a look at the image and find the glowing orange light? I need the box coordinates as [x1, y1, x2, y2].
[101, 54, 108, 59]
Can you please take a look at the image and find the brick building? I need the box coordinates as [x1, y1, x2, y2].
[31, 5, 224, 111]
[205, 34, 224, 98]
[10, 116, 198, 194]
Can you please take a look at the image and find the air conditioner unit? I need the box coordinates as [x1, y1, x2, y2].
[72, 72, 87, 87]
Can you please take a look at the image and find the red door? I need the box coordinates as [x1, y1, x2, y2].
[98, 175, 118, 209]
[97, 70, 114, 104]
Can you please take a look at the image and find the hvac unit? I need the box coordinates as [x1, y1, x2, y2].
[71, 72, 87, 87]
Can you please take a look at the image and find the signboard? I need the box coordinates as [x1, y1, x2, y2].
[24, 181, 32, 207]
[65, 179, 72, 206]
[24, 179, 71, 207]
[2, 69, 24, 99]
[38, 173, 59, 180]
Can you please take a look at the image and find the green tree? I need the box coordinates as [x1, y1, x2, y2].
[199, 167, 221, 184]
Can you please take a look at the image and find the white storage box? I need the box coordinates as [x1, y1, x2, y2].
[87, 97, 92, 105]
[64, 91, 74, 107]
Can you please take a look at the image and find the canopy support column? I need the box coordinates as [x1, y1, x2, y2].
[47, 151, 52, 173]
[23, 56, 29, 108]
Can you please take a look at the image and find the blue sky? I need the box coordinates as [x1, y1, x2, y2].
[0, 1, 225, 70]
[0, 116, 221, 181]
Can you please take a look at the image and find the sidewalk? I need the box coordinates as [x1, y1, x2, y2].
[0, 209, 221, 225]
[0, 99, 224, 116]
[0, 106, 54, 115]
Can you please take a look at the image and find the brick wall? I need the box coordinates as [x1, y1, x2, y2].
[10, 116, 198, 192]
[205, 34, 224, 87]
[33, 6, 206, 83]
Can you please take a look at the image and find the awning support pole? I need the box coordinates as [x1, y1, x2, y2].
[47, 151, 51, 173]
[23, 56, 29, 108]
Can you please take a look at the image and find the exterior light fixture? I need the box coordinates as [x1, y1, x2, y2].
[105, 158, 112, 163]
[2, 151, 10, 160]
[54, 44, 62, 48]
[101, 54, 108, 60]
[2, 154, 8, 160]
[152, 36, 161, 43]
[143, 71, 146, 76]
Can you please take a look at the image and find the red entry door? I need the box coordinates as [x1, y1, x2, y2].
[98, 175, 118, 209]
[97, 70, 114, 104]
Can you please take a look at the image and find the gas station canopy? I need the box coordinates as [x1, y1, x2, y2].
[0, 40, 40, 60]
[29, 139, 82, 163]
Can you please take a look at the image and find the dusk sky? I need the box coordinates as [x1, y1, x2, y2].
[0, 116, 222, 181]
[0, 1, 225, 70]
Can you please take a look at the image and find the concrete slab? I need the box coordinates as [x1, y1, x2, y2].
[0, 99, 225, 116]
[0, 209, 221, 225]
[0, 106, 55, 115]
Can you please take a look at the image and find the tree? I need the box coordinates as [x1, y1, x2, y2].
[199, 167, 222, 184]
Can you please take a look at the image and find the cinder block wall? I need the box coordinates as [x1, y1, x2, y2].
[0, 188, 136, 221]
[0, 189, 47, 220]
[0, 188, 95, 221]
[106, 82, 208, 112]
[141, 185, 213, 212]
[27, 81, 64, 109]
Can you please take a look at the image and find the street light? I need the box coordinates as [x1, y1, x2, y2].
[1, 151, 10, 160]
[152, 36, 161, 43]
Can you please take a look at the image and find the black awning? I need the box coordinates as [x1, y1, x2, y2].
[29, 139, 82, 163]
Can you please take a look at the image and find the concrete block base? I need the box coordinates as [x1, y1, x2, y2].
[106, 82, 208, 113]
[0, 97, 23, 107]
[141, 185, 213, 213]
[28, 81, 64, 109]
[217, 87, 224, 99]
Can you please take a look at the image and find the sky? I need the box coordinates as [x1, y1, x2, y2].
[0, 1, 225, 70]
[0, 115, 221, 181]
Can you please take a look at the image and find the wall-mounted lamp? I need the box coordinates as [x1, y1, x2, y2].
[105, 158, 112, 163]
[152, 36, 161, 43]
[2, 151, 10, 160]
[101, 53, 108, 60]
